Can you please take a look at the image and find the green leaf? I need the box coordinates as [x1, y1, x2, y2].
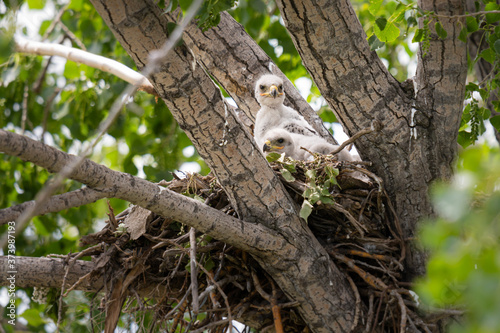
[265, 152, 282, 163]
[457, 130, 473, 149]
[466, 16, 478, 33]
[413, 28, 424, 43]
[490, 115, 500, 132]
[493, 40, 500, 54]
[305, 169, 316, 181]
[318, 108, 338, 123]
[479, 48, 496, 64]
[319, 196, 334, 205]
[282, 162, 297, 173]
[27, 0, 45, 9]
[368, 34, 385, 51]
[324, 165, 339, 179]
[0, 30, 14, 64]
[375, 17, 387, 31]
[407, 16, 417, 27]
[21, 308, 46, 327]
[308, 191, 321, 204]
[300, 200, 313, 221]
[485, 3, 500, 24]
[435, 22, 447, 40]
[280, 168, 296, 182]
[303, 187, 316, 199]
[368, 0, 383, 16]
[458, 26, 468, 43]
[63, 61, 81, 80]
[179, 0, 194, 12]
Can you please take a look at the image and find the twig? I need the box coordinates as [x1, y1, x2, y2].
[330, 120, 383, 156]
[160, 237, 233, 331]
[189, 319, 231, 333]
[433, 9, 500, 19]
[21, 83, 29, 134]
[251, 271, 284, 333]
[332, 202, 368, 236]
[189, 227, 199, 314]
[331, 252, 388, 291]
[270, 279, 284, 333]
[391, 290, 407, 333]
[365, 293, 375, 333]
[59, 22, 86, 50]
[346, 274, 361, 331]
[371, 289, 386, 333]
[250, 270, 271, 301]
[62, 243, 105, 296]
[42, 3, 69, 40]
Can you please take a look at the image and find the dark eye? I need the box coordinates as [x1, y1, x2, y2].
[278, 85, 283, 92]
[260, 85, 265, 90]
[277, 138, 284, 144]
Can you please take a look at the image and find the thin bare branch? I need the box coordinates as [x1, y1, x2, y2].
[189, 227, 199, 314]
[0, 187, 108, 226]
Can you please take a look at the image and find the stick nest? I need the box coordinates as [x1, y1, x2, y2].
[74, 155, 451, 332]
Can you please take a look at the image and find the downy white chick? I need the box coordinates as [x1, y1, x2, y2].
[261, 128, 304, 160]
[253, 74, 317, 149]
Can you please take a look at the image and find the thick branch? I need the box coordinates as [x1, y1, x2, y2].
[276, 0, 468, 279]
[0, 187, 107, 226]
[89, 0, 299, 229]
[0, 256, 101, 292]
[15, 38, 157, 96]
[275, 0, 402, 133]
[0, 129, 285, 256]
[415, 0, 468, 152]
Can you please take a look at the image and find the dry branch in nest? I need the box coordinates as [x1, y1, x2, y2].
[69, 155, 451, 332]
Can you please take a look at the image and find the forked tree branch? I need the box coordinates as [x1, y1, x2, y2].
[0, 129, 287, 256]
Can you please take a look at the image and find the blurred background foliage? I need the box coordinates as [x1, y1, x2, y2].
[1, 0, 500, 331]
[417, 145, 500, 333]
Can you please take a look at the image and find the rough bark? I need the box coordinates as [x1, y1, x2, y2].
[0, 129, 283, 256]
[276, 0, 468, 278]
[181, 12, 336, 143]
[0, 127, 357, 332]
[88, 1, 362, 332]
[0, 256, 100, 292]
[90, 0, 295, 228]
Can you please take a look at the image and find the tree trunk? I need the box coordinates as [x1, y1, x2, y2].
[275, 0, 467, 278]
[87, 1, 362, 331]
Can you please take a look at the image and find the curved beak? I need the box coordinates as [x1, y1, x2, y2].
[269, 85, 278, 98]
[263, 140, 284, 152]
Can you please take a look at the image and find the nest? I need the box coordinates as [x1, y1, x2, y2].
[72, 155, 451, 332]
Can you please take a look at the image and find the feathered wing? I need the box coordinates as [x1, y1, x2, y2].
[253, 74, 317, 149]
[254, 105, 317, 148]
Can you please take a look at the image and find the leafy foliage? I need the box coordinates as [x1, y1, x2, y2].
[417, 145, 500, 332]
[2, 0, 500, 330]
[0, 0, 206, 330]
